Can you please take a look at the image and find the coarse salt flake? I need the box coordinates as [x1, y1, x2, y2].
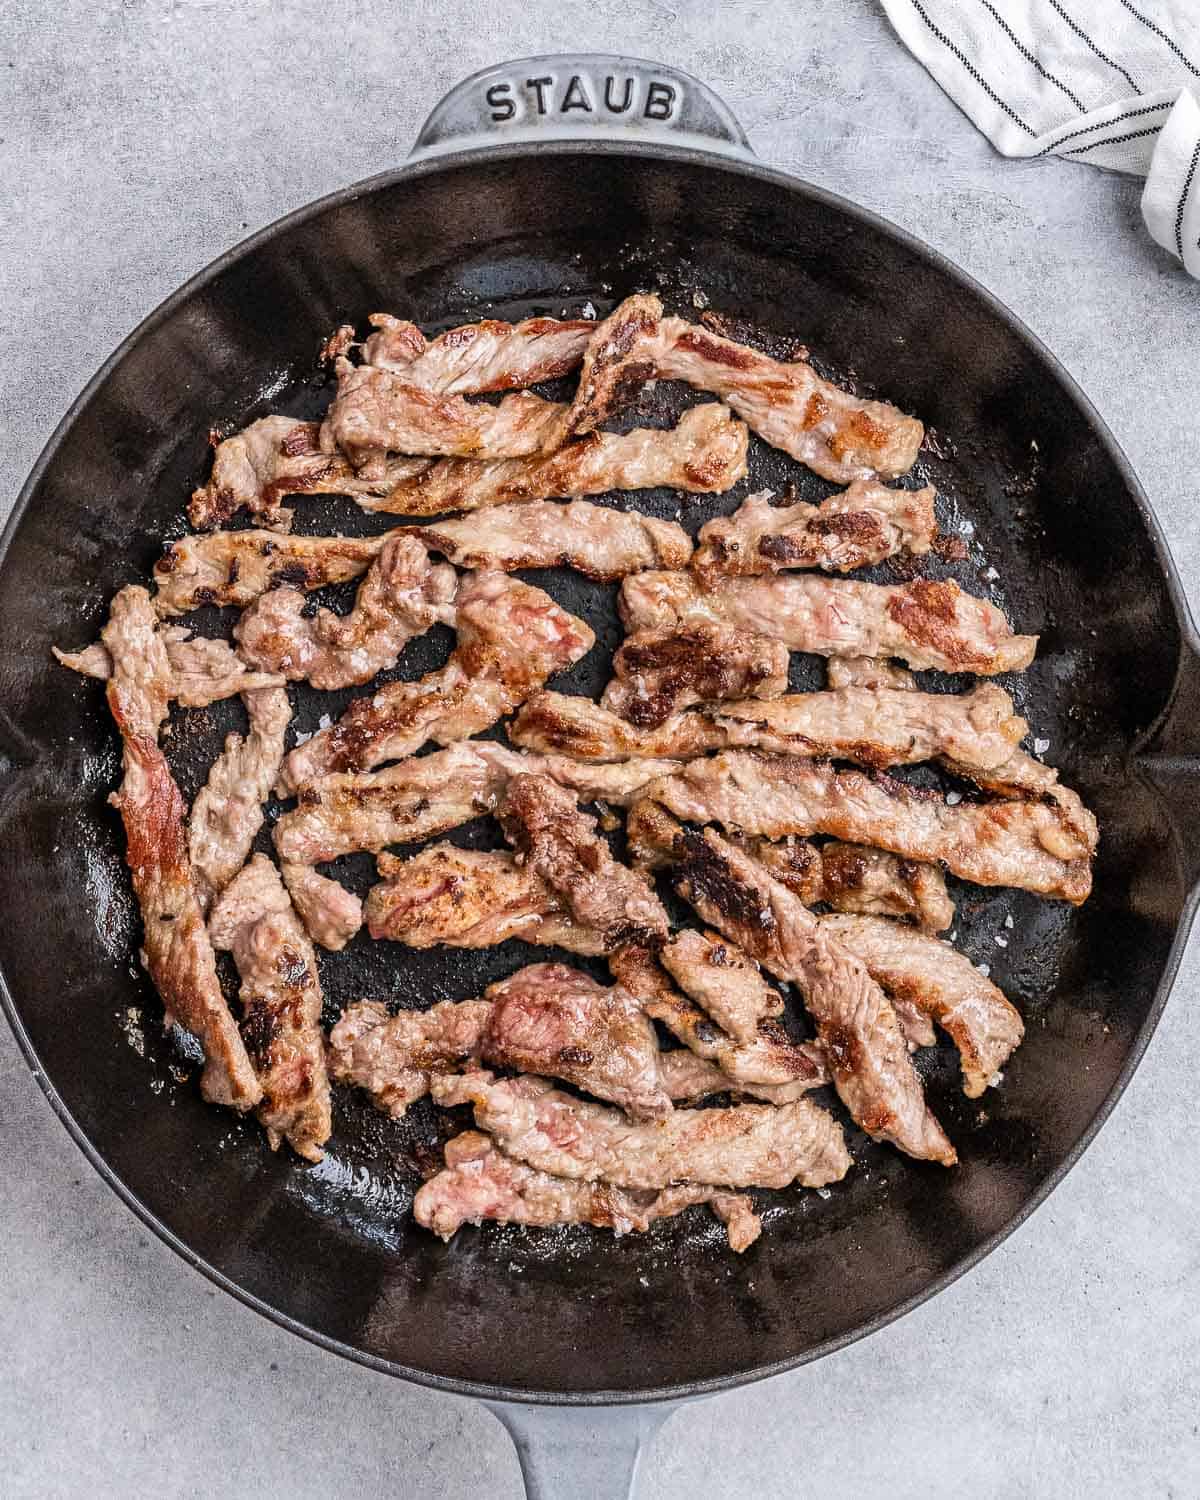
[977, 963, 990, 977]
[1004, 914, 1014, 929]
[318, 713, 333, 730]
[582, 301, 597, 320]
[945, 790, 963, 805]
[994, 933, 1008, 948]
[1033, 737, 1050, 754]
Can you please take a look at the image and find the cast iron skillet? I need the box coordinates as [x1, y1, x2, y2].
[3, 55, 1199, 1498]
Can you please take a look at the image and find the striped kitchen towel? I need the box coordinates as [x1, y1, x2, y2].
[881, 0, 1200, 276]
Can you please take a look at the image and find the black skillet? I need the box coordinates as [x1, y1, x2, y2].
[3, 54, 1199, 1498]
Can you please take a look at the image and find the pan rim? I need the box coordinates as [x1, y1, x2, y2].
[2, 137, 1196, 1407]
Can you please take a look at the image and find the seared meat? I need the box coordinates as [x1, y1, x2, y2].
[188, 686, 292, 912]
[272, 742, 678, 864]
[361, 311, 594, 390]
[827, 656, 916, 692]
[208, 855, 332, 1161]
[619, 572, 1038, 675]
[693, 482, 937, 579]
[321, 295, 662, 475]
[660, 929, 783, 1044]
[431, 1070, 851, 1190]
[153, 528, 386, 617]
[101, 587, 260, 1110]
[713, 684, 1026, 770]
[499, 774, 669, 949]
[655, 317, 923, 482]
[400, 499, 692, 581]
[608, 940, 827, 1092]
[750, 836, 955, 932]
[188, 416, 430, 530]
[280, 863, 364, 952]
[331, 963, 671, 1118]
[602, 624, 789, 729]
[234, 535, 457, 690]
[656, 1047, 822, 1106]
[510, 691, 732, 761]
[327, 999, 492, 1118]
[655, 814, 956, 1163]
[645, 753, 1096, 902]
[820, 914, 1024, 1097]
[277, 571, 593, 790]
[359, 402, 748, 515]
[55, 626, 285, 708]
[414, 1131, 761, 1250]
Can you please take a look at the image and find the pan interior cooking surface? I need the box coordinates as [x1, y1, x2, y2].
[0, 149, 1185, 1398]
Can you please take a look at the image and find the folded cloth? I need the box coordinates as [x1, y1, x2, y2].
[881, 0, 1200, 276]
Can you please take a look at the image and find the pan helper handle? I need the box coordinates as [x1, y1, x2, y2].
[411, 54, 753, 159]
[485, 1398, 682, 1500]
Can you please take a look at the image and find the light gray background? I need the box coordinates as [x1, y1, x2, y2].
[2, 2, 1197, 1496]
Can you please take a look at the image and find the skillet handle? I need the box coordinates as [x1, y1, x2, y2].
[1134, 631, 1200, 893]
[411, 55, 753, 160]
[485, 1399, 679, 1499]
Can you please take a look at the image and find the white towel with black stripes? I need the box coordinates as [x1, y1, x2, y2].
[881, 0, 1200, 276]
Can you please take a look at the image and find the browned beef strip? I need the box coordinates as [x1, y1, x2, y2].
[153, 529, 387, 617]
[499, 774, 669, 949]
[821, 913, 1024, 1097]
[634, 805, 956, 1163]
[644, 752, 1096, 903]
[188, 686, 292, 912]
[101, 587, 260, 1111]
[619, 571, 1038, 675]
[400, 500, 692, 581]
[279, 863, 363, 952]
[272, 742, 678, 864]
[655, 1047, 821, 1105]
[608, 940, 827, 1092]
[207, 855, 332, 1161]
[188, 416, 430, 530]
[233, 535, 457, 690]
[748, 836, 955, 932]
[431, 1070, 851, 1189]
[693, 482, 937, 579]
[659, 929, 784, 1044]
[321, 296, 663, 475]
[602, 624, 790, 729]
[277, 571, 594, 790]
[54, 626, 285, 707]
[358, 402, 748, 515]
[414, 1131, 761, 1250]
[360, 312, 594, 390]
[826, 656, 916, 691]
[330, 962, 671, 1119]
[510, 691, 733, 761]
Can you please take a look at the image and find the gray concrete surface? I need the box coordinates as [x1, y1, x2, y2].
[2, 2, 1198, 1495]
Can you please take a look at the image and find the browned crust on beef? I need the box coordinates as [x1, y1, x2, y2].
[603, 624, 789, 729]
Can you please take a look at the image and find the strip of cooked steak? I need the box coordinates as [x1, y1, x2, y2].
[619, 571, 1038, 675]
[357, 402, 748, 515]
[207, 855, 332, 1160]
[153, 529, 387, 616]
[234, 535, 457, 689]
[608, 939, 827, 1092]
[645, 751, 1095, 902]
[188, 416, 431, 530]
[826, 656, 916, 691]
[277, 571, 594, 790]
[361, 312, 594, 390]
[280, 862, 363, 951]
[188, 686, 292, 912]
[660, 929, 784, 1044]
[55, 626, 286, 707]
[602, 624, 790, 729]
[650, 813, 956, 1163]
[330, 963, 671, 1118]
[693, 482, 937, 579]
[499, 774, 669, 948]
[321, 296, 663, 475]
[414, 1131, 761, 1250]
[273, 742, 678, 863]
[655, 317, 923, 482]
[655, 1047, 822, 1105]
[510, 691, 732, 761]
[749, 835, 955, 932]
[431, 1070, 851, 1189]
[101, 587, 260, 1110]
[400, 499, 692, 581]
[820, 913, 1024, 1097]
